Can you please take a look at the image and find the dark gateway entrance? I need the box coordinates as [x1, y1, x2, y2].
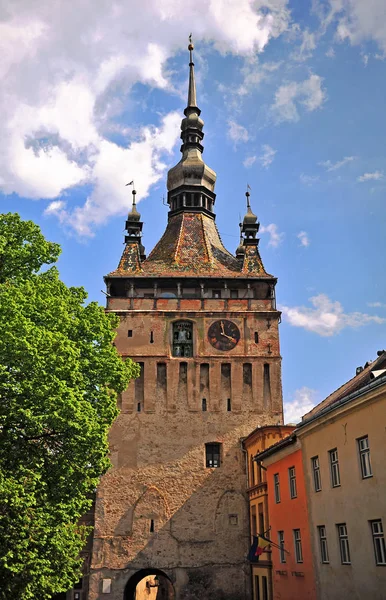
[124, 569, 175, 600]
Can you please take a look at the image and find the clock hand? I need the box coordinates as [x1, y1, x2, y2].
[220, 321, 225, 334]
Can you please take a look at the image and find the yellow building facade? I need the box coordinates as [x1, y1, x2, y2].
[297, 352, 386, 600]
[243, 425, 294, 600]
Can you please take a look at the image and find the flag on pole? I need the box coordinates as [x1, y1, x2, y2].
[247, 535, 271, 562]
[247, 183, 252, 191]
[125, 180, 134, 186]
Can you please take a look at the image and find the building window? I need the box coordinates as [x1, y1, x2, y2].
[337, 523, 351, 564]
[358, 436, 372, 478]
[318, 526, 329, 564]
[230, 289, 238, 299]
[212, 289, 221, 298]
[254, 576, 260, 600]
[251, 506, 257, 537]
[329, 448, 341, 487]
[274, 473, 280, 503]
[150, 519, 155, 533]
[289, 466, 297, 499]
[173, 321, 193, 357]
[278, 531, 286, 563]
[250, 457, 255, 486]
[311, 456, 322, 492]
[370, 520, 386, 565]
[293, 529, 303, 563]
[254, 331, 259, 343]
[128, 329, 133, 337]
[202, 398, 207, 412]
[227, 398, 231, 412]
[205, 443, 221, 468]
[262, 576, 268, 600]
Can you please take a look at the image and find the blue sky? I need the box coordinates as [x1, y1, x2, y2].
[1, 0, 386, 422]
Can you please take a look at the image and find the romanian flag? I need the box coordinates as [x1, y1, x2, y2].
[247, 535, 271, 562]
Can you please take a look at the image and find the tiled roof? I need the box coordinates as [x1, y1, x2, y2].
[108, 211, 273, 279]
[302, 351, 386, 421]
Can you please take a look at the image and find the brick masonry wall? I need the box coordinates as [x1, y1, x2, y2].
[88, 304, 283, 600]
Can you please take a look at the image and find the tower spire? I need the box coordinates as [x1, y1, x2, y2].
[166, 36, 217, 215]
[242, 186, 259, 241]
[187, 34, 197, 109]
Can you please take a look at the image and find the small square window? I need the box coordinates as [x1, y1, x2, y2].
[128, 330, 133, 337]
[229, 514, 238, 526]
[206, 443, 221, 468]
[230, 290, 238, 299]
[212, 290, 221, 298]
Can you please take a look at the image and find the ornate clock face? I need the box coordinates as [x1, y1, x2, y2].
[208, 319, 240, 351]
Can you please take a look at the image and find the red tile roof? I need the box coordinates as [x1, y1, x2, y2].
[108, 211, 273, 279]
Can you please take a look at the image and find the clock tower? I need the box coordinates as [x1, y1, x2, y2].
[88, 40, 283, 600]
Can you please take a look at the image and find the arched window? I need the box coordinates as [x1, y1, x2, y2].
[172, 321, 193, 357]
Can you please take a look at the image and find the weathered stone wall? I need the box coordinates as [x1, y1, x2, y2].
[88, 304, 283, 600]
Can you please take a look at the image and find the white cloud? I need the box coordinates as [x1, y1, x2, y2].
[243, 155, 257, 168]
[260, 223, 284, 247]
[228, 120, 249, 144]
[259, 144, 276, 168]
[280, 293, 386, 337]
[357, 171, 384, 182]
[300, 173, 320, 185]
[292, 29, 317, 62]
[325, 47, 335, 58]
[297, 231, 310, 247]
[332, 0, 386, 54]
[284, 387, 318, 424]
[44, 200, 66, 215]
[368, 302, 386, 309]
[271, 74, 326, 123]
[236, 58, 283, 97]
[0, 0, 291, 234]
[319, 155, 356, 171]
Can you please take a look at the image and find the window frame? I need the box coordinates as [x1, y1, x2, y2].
[329, 448, 341, 488]
[317, 525, 329, 564]
[293, 529, 303, 563]
[172, 320, 193, 357]
[337, 523, 351, 565]
[357, 435, 372, 479]
[205, 443, 221, 468]
[311, 456, 322, 492]
[370, 520, 386, 566]
[278, 530, 286, 563]
[274, 473, 280, 504]
[288, 466, 297, 499]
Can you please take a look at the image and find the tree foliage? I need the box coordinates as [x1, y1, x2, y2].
[0, 213, 139, 599]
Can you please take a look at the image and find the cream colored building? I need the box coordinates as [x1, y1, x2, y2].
[297, 351, 386, 600]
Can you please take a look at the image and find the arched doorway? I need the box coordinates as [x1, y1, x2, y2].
[124, 569, 175, 600]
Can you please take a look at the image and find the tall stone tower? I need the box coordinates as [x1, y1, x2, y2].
[88, 40, 283, 600]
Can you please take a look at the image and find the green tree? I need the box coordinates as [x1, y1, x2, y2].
[0, 213, 139, 599]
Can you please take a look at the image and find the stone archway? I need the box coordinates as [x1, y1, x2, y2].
[124, 569, 175, 600]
